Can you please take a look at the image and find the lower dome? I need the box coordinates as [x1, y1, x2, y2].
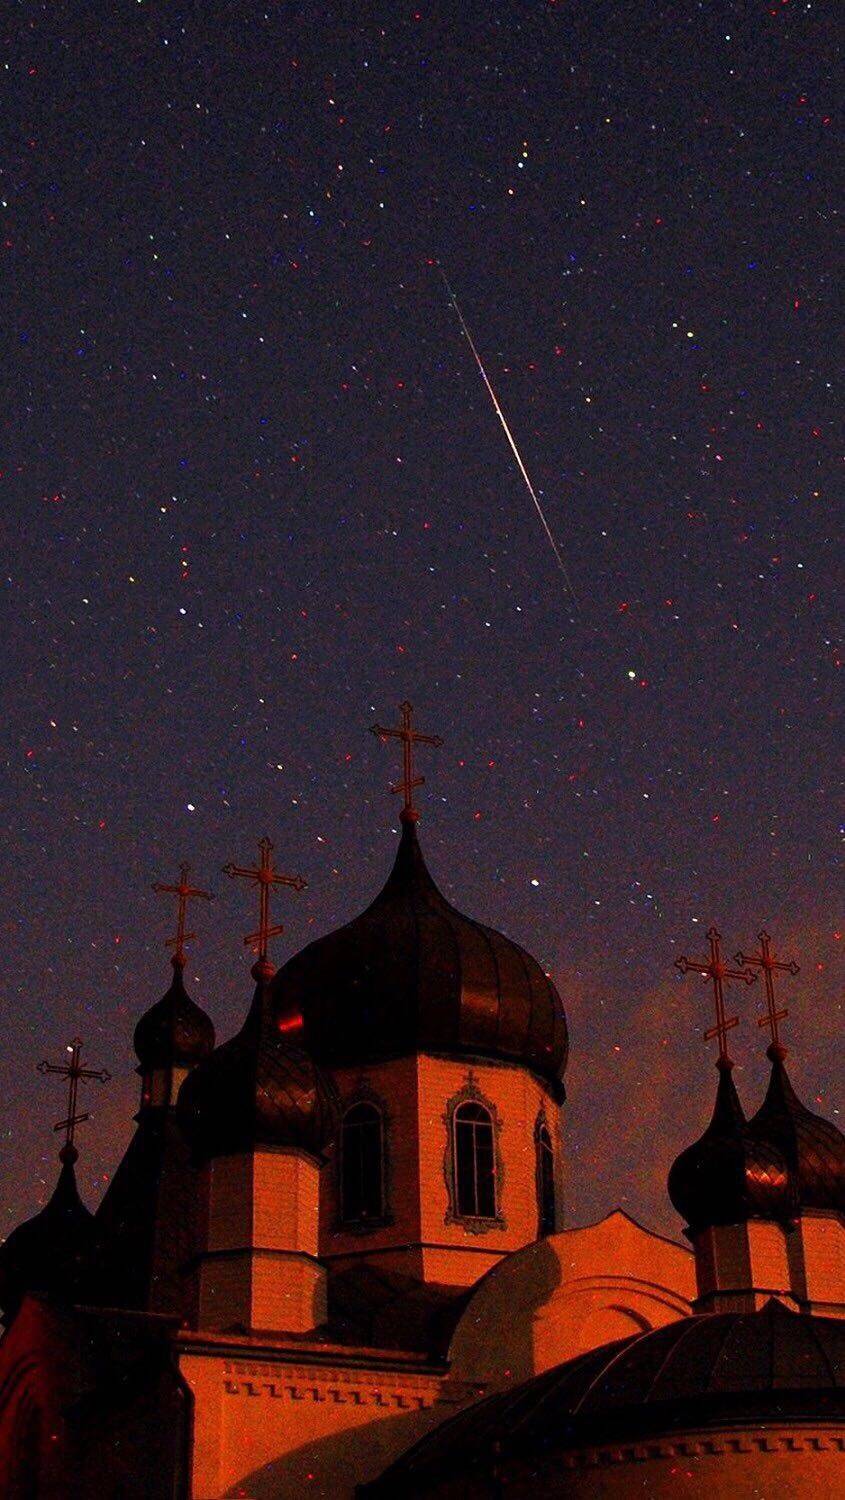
[362, 1300, 845, 1496]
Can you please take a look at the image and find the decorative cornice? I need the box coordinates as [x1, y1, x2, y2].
[554, 1429, 845, 1470]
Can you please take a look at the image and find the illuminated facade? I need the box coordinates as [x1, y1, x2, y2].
[0, 806, 841, 1498]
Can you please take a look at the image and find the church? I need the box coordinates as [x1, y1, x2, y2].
[0, 704, 842, 1498]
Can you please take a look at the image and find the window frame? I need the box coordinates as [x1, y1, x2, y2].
[443, 1078, 505, 1232]
[338, 1095, 389, 1230]
[535, 1116, 556, 1237]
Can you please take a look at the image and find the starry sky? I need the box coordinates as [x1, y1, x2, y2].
[1, 1, 840, 1240]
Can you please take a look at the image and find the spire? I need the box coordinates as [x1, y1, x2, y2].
[674, 926, 757, 1069]
[151, 860, 214, 971]
[370, 699, 443, 824]
[735, 929, 798, 1062]
[731, 930, 845, 1215]
[135, 868, 215, 1095]
[668, 933, 795, 1235]
[223, 836, 306, 982]
[37, 1037, 110, 1162]
[0, 1037, 106, 1323]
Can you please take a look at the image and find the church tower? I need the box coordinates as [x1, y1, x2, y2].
[177, 839, 339, 1334]
[95, 866, 215, 1314]
[669, 927, 845, 1317]
[272, 703, 569, 1292]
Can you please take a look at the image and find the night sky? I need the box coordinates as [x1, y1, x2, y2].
[2, 2, 840, 1241]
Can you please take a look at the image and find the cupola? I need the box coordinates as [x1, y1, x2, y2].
[748, 1044, 845, 1215]
[273, 817, 569, 1093]
[134, 956, 215, 1109]
[137, 863, 217, 1111]
[0, 1036, 108, 1326]
[671, 927, 801, 1313]
[177, 970, 338, 1163]
[0, 1145, 96, 1325]
[668, 1058, 796, 1233]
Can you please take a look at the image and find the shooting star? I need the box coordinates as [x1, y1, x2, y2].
[439, 267, 578, 606]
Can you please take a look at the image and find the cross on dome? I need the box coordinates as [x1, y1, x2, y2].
[37, 1038, 110, 1164]
[370, 699, 443, 823]
[674, 926, 756, 1068]
[151, 861, 214, 968]
[223, 837, 307, 980]
[735, 929, 799, 1059]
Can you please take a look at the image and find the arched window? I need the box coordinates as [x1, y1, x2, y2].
[453, 1101, 497, 1219]
[340, 1102, 384, 1223]
[536, 1122, 556, 1236]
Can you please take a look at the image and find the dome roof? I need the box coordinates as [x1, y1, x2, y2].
[134, 958, 215, 1072]
[272, 820, 568, 1091]
[177, 974, 338, 1162]
[748, 1047, 845, 1214]
[668, 1059, 797, 1232]
[363, 1300, 845, 1495]
[0, 1148, 97, 1324]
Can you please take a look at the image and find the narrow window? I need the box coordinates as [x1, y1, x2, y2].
[341, 1102, 384, 1223]
[453, 1102, 497, 1219]
[536, 1122, 556, 1236]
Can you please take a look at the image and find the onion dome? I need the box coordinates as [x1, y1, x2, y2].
[668, 1059, 796, 1232]
[0, 1146, 96, 1325]
[177, 966, 339, 1162]
[133, 956, 216, 1073]
[747, 1045, 845, 1213]
[272, 819, 568, 1092]
[362, 1300, 845, 1496]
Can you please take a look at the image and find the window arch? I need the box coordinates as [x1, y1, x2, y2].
[340, 1101, 384, 1224]
[453, 1101, 497, 1219]
[536, 1120, 556, 1236]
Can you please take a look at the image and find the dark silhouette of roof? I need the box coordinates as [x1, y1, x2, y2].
[133, 958, 215, 1072]
[668, 1058, 797, 1232]
[748, 1047, 845, 1214]
[273, 819, 568, 1091]
[328, 1263, 470, 1356]
[0, 1148, 98, 1324]
[177, 973, 339, 1160]
[363, 1300, 845, 1495]
[95, 1108, 201, 1313]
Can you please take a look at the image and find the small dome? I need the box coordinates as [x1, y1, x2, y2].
[0, 1149, 96, 1324]
[177, 975, 338, 1162]
[748, 1047, 845, 1214]
[134, 958, 216, 1071]
[362, 1300, 845, 1496]
[272, 820, 568, 1091]
[668, 1060, 797, 1232]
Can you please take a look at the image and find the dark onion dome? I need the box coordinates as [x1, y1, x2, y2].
[177, 966, 339, 1162]
[668, 1058, 797, 1233]
[0, 1146, 97, 1324]
[133, 956, 216, 1072]
[272, 819, 568, 1092]
[361, 1299, 845, 1496]
[747, 1044, 845, 1213]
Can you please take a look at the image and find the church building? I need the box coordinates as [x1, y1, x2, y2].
[0, 704, 842, 1497]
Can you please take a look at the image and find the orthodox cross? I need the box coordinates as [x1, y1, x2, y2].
[151, 862, 214, 967]
[735, 930, 798, 1057]
[37, 1038, 110, 1163]
[370, 699, 443, 822]
[223, 837, 306, 972]
[674, 926, 756, 1066]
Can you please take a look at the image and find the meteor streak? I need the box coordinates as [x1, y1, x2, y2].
[440, 268, 577, 605]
